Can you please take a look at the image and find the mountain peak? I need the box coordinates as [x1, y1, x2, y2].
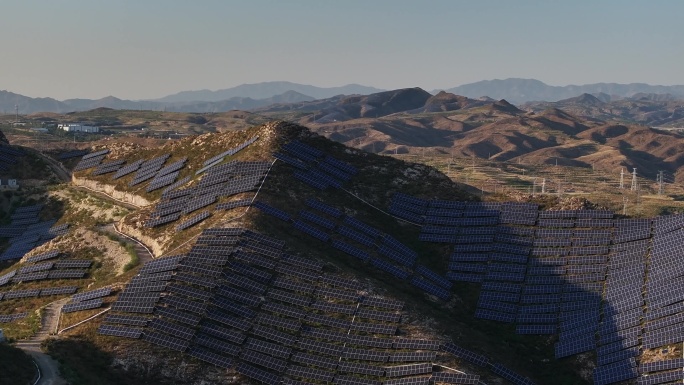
[491, 99, 521, 113]
[558, 93, 604, 105]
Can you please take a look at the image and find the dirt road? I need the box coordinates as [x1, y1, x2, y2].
[15, 298, 70, 385]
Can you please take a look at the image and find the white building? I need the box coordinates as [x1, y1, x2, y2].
[58, 123, 100, 133]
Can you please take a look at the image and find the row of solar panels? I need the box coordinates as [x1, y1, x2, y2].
[253, 200, 452, 301]
[96, 227, 497, 385]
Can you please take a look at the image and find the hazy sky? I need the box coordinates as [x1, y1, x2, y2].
[2, 0, 683, 100]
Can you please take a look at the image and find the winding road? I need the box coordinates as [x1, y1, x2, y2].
[100, 223, 155, 264]
[15, 299, 70, 385]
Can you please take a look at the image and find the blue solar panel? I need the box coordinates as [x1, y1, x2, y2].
[475, 308, 516, 323]
[410, 276, 450, 300]
[593, 358, 638, 385]
[304, 197, 343, 218]
[370, 258, 411, 280]
[377, 244, 416, 267]
[331, 239, 371, 261]
[343, 216, 382, 238]
[293, 219, 330, 242]
[253, 201, 292, 222]
[555, 335, 596, 358]
[322, 155, 357, 175]
[337, 225, 376, 247]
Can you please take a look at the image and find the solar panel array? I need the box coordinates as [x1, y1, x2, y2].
[274, 140, 357, 191]
[385, 192, 684, 384]
[0, 205, 71, 261]
[144, 160, 270, 228]
[201, 136, 259, 169]
[253, 198, 453, 301]
[73, 150, 108, 172]
[97, 227, 491, 385]
[92, 159, 125, 176]
[0, 312, 28, 323]
[129, 154, 171, 186]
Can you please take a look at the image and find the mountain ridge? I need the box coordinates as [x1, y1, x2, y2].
[150, 81, 385, 103]
[440, 78, 684, 104]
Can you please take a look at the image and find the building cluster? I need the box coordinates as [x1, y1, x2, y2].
[58, 123, 100, 133]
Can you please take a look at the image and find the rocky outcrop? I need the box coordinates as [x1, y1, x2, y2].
[71, 175, 152, 207]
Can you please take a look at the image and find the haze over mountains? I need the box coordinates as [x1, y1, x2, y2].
[2, 79, 684, 114]
[152, 81, 385, 103]
[441, 78, 684, 104]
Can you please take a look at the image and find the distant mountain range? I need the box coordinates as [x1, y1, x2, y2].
[440, 78, 684, 104]
[151, 81, 385, 103]
[3, 79, 684, 115]
[0, 89, 316, 115]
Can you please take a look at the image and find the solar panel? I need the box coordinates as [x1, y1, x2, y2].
[0, 312, 28, 323]
[346, 335, 394, 349]
[62, 298, 103, 313]
[123, 281, 168, 294]
[293, 219, 330, 242]
[261, 302, 306, 319]
[298, 337, 342, 356]
[306, 313, 351, 330]
[290, 351, 338, 370]
[97, 324, 143, 339]
[103, 313, 150, 326]
[310, 300, 357, 315]
[241, 348, 288, 373]
[429, 372, 479, 385]
[356, 308, 401, 323]
[411, 277, 451, 300]
[24, 250, 61, 263]
[236, 362, 281, 385]
[251, 324, 296, 346]
[53, 260, 92, 269]
[212, 296, 256, 319]
[143, 330, 190, 352]
[40, 286, 79, 296]
[253, 201, 292, 222]
[490, 363, 536, 385]
[71, 287, 112, 303]
[593, 358, 638, 385]
[3, 288, 41, 299]
[255, 312, 302, 331]
[280, 254, 324, 272]
[387, 351, 436, 363]
[334, 361, 383, 376]
[275, 263, 319, 282]
[215, 285, 261, 307]
[110, 302, 156, 314]
[443, 343, 489, 366]
[187, 345, 233, 368]
[155, 306, 202, 326]
[245, 337, 292, 360]
[164, 295, 208, 315]
[385, 363, 432, 378]
[344, 347, 389, 362]
[337, 225, 376, 247]
[12, 271, 49, 282]
[315, 286, 359, 302]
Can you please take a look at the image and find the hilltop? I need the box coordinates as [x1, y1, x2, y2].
[3, 118, 684, 385]
[0, 121, 580, 385]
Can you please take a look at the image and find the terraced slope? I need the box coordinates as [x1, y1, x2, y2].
[33, 120, 684, 385]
